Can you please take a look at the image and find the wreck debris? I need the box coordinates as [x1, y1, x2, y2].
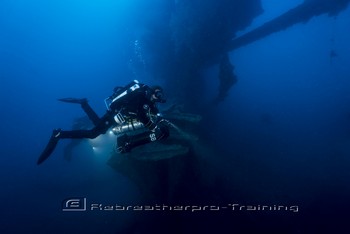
[229, 0, 350, 51]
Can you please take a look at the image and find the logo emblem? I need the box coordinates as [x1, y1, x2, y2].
[62, 198, 87, 211]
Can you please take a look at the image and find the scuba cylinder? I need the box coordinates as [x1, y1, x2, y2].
[112, 120, 144, 135]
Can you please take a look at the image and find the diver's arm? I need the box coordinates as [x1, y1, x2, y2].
[138, 104, 158, 130]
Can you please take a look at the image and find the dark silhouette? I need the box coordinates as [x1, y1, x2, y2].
[230, 0, 350, 51]
[37, 80, 169, 165]
[214, 53, 238, 104]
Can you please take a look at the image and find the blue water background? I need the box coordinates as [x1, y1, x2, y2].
[1, 0, 350, 233]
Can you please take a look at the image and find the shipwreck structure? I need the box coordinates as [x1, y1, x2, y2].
[230, 0, 350, 51]
[110, 0, 350, 204]
[104, 2, 350, 232]
[137, 0, 350, 107]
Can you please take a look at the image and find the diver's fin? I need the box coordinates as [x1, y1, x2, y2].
[58, 98, 87, 104]
[37, 129, 61, 165]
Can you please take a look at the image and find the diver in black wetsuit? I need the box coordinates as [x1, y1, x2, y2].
[37, 80, 169, 165]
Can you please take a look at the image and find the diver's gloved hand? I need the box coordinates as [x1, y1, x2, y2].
[116, 134, 131, 153]
[154, 113, 166, 124]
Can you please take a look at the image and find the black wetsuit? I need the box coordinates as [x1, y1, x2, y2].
[37, 83, 169, 165]
[59, 84, 169, 143]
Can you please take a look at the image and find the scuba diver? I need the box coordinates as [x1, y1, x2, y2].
[37, 80, 170, 165]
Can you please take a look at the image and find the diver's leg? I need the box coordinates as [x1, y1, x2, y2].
[37, 113, 114, 164]
[58, 129, 101, 139]
[59, 114, 113, 138]
[80, 101, 100, 126]
[37, 120, 112, 165]
[58, 98, 101, 126]
[37, 129, 62, 165]
[37, 129, 100, 165]
[58, 98, 87, 104]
